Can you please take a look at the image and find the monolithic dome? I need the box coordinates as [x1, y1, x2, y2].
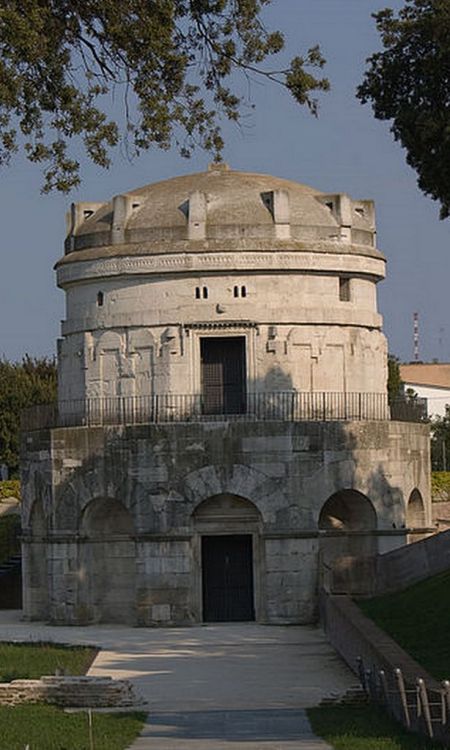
[21, 164, 431, 626]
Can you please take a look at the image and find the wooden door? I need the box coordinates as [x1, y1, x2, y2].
[200, 337, 246, 414]
[201, 535, 255, 622]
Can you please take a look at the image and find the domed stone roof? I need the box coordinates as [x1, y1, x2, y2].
[59, 164, 381, 265]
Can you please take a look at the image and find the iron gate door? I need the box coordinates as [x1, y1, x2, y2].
[201, 534, 255, 622]
[200, 337, 246, 414]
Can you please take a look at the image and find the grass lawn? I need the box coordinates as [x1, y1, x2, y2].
[0, 704, 146, 750]
[357, 569, 450, 681]
[308, 705, 445, 749]
[0, 642, 97, 682]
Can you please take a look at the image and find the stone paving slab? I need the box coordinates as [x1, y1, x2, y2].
[131, 709, 334, 749]
[0, 614, 347, 748]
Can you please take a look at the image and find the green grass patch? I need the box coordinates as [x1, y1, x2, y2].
[0, 642, 97, 682]
[308, 705, 444, 749]
[0, 704, 145, 749]
[358, 569, 450, 680]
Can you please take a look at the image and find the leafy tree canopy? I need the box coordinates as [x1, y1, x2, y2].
[0, 356, 57, 471]
[358, 0, 450, 218]
[0, 0, 329, 192]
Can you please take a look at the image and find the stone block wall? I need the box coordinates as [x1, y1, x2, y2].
[21, 419, 430, 626]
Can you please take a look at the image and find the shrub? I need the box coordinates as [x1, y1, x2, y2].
[0, 480, 20, 501]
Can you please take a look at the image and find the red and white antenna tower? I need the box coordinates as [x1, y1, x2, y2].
[413, 312, 419, 362]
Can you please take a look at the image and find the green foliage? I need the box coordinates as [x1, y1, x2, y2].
[0, 1, 329, 192]
[431, 471, 450, 502]
[0, 516, 20, 565]
[387, 354, 403, 404]
[430, 407, 450, 471]
[0, 480, 20, 501]
[358, 0, 450, 219]
[0, 356, 57, 471]
[0, 704, 145, 750]
[358, 569, 450, 681]
[308, 705, 444, 749]
[0, 642, 97, 681]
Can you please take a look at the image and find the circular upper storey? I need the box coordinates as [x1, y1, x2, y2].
[57, 164, 384, 282]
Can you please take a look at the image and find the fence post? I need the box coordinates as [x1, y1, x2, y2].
[417, 678, 433, 738]
[395, 668, 411, 728]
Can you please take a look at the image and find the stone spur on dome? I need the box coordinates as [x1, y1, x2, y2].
[21, 166, 431, 626]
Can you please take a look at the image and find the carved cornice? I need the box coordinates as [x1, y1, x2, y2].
[56, 250, 385, 287]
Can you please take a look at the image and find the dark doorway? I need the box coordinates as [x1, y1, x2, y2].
[202, 535, 255, 622]
[200, 336, 246, 414]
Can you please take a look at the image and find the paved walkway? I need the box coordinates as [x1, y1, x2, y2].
[0, 613, 355, 748]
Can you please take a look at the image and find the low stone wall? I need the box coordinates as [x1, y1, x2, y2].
[319, 591, 437, 685]
[327, 528, 450, 596]
[320, 591, 450, 745]
[374, 528, 450, 593]
[0, 675, 143, 708]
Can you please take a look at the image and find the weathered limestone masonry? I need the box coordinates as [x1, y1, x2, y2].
[0, 675, 140, 708]
[22, 419, 430, 626]
[21, 164, 431, 625]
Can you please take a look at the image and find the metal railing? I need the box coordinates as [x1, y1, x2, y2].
[21, 392, 427, 431]
[358, 656, 450, 744]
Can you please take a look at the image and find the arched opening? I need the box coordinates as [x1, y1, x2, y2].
[318, 489, 377, 569]
[26, 499, 48, 618]
[79, 498, 136, 624]
[193, 494, 261, 623]
[406, 488, 426, 543]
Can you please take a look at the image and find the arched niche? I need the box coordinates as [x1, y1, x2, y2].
[406, 488, 426, 543]
[79, 498, 136, 624]
[81, 497, 134, 536]
[318, 489, 378, 568]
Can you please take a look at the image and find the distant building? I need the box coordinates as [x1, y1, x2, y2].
[400, 363, 450, 418]
[21, 165, 431, 626]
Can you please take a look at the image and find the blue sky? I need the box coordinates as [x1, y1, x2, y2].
[1, 0, 449, 363]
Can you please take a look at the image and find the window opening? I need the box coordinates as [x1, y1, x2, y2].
[339, 277, 351, 302]
[195, 287, 201, 299]
[241, 286, 247, 298]
[202, 286, 208, 299]
[97, 291, 104, 307]
[233, 286, 239, 298]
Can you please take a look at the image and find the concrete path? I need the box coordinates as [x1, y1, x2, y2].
[0, 613, 354, 748]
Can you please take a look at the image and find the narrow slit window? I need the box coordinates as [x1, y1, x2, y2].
[241, 286, 247, 298]
[195, 287, 201, 299]
[339, 277, 351, 302]
[233, 286, 239, 298]
[97, 291, 104, 307]
[202, 286, 208, 299]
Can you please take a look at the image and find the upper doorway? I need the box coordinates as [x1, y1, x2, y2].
[200, 336, 246, 414]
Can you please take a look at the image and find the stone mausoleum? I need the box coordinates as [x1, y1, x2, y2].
[21, 164, 431, 626]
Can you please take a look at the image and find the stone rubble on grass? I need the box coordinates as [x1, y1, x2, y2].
[0, 675, 146, 708]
